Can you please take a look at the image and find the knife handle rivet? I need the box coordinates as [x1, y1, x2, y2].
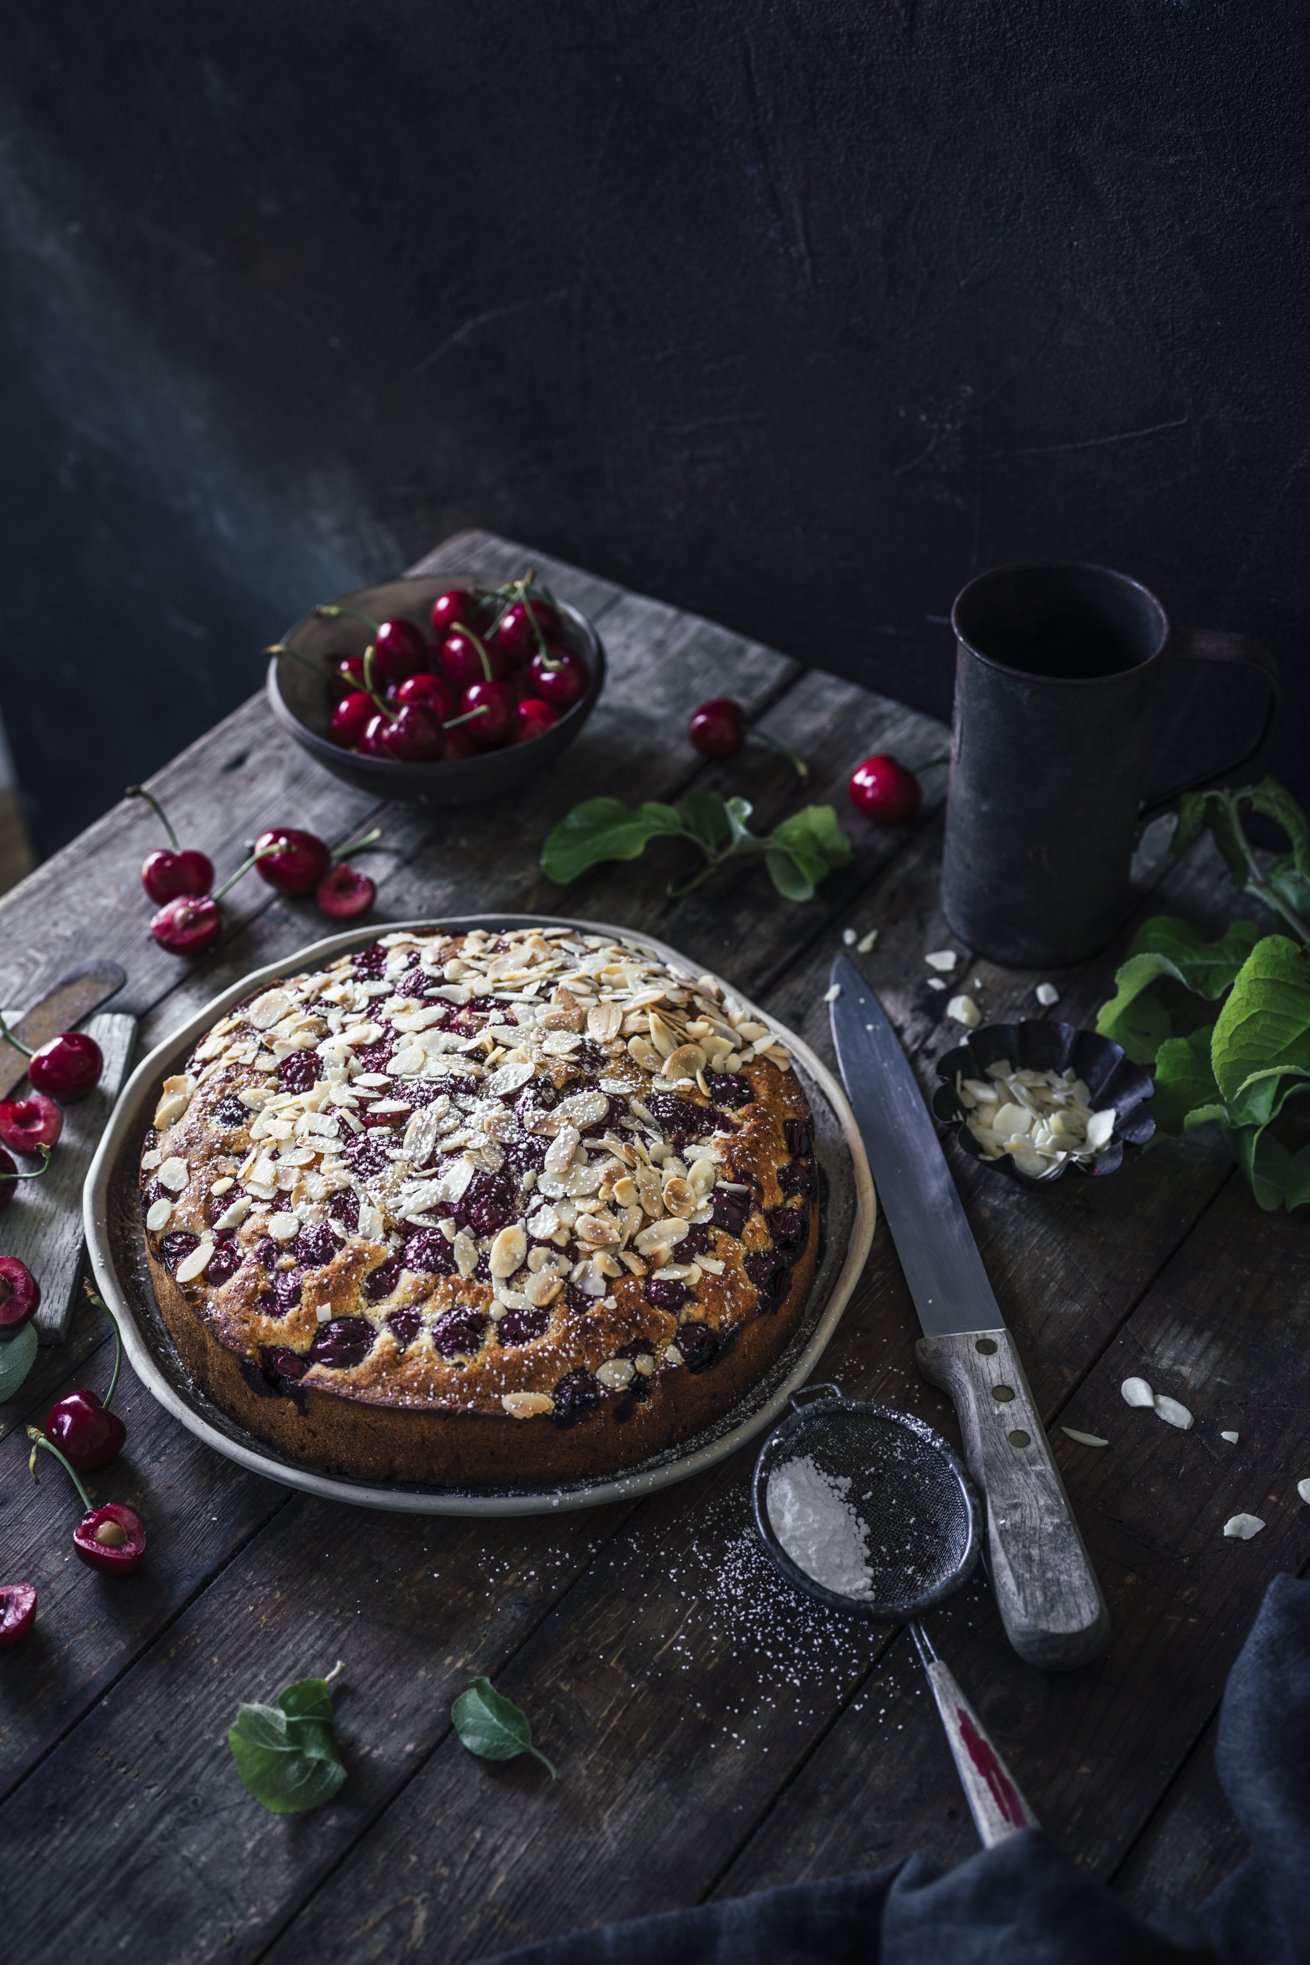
[992, 1383, 1015, 1403]
[974, 1337, 998, 1355]
[1007, 1429, 1032, 1448]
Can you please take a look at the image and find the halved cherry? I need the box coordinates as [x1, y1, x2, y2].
[317, 864, 377, 919]
[0, 1093, 62, 1156]
[27, 1430, 147, 1575]
[0, 1256, 40, 1336]
[0, 1583, 36, 1647]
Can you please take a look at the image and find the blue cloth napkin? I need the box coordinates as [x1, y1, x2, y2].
[483, 1573, 1309, 1964]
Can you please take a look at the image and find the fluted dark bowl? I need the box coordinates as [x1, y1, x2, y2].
[932, 1019, 1155, 1188]
[266, 572, 605, 806]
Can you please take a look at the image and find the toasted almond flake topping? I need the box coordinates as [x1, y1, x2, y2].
[175, 1238, 214, 1285]
[153, 1074, 196, 1129]
[489, 1224, 527, 1278]
[267, 1212, 300, 1241]
[1061, 1428, 1109, 1448]
[157, 1156, 189, 1193]
[145, 1197, 174, 1232]
[596, 1358, 635, 1389]
[1223, 1513, 1265, 1541]
[247, 989, 292, 1031]
[502, 1392, 553, 1419]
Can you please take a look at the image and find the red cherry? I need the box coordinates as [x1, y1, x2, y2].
[369, 618, 427, 684]
[688, 698, 745, 761]
[317, 864, 377, 919]
[151, 893, 222, 956]
[328, 690, 375, 749]
[494, 596, 561, 667]
[0, 1093, 63, 1156]
[384, 704, 446, 762]
[430, 587, 482, 640]
[394, 672, 457, 721]
[358, 714, 392, 758]
[514, 698, 560, 743]
[141, 847, 215, 905]
[73, 1502, 146, 1575]
[28, 1032, 103, 1101]
[0, 1582, 36, 1647]
[253, 827, 331, 896]
[333, 654, 367, 695]
[460, 679, 516, 747]
[444, 724, 479, 760]
[529, 646, 589, 709]
[848, 754, 922, 825]
[441, 628, 505, 689]
[44, 1390, 126, 1473]
[0, 1256, 40, 1336]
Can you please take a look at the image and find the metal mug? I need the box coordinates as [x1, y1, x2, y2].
[940, 563, 1279, 968]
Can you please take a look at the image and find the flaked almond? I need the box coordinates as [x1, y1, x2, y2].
[214, 1194, 253, 1233]
[527, 1204, 561, 1240]
[157, 1156, 189, 1193]
[545, 1125, 581, 1177]
[1121, 1376, 1155, 1408]
[1223, 1513, 1265, 1540]
[946, 994, 981, 1028]
[153, 1075, 196, 1130]
[145, 1197, 174, 1232]
[1153, 1394, 1193, 1430]
[576, 1211, 620, 1248]
[175, 1237, 214, 1285]
[662, 1174, 696, 1217]
[489, 1223, 527, 1278]
[587, 1001, 623, 1043]
[246, 989, 292, 1030]
[503, 1392, 553, 1419]
[634, 1217, 689, 1255]
[525, 1271, 563, 1309]
[1060, 1427, 1109, 1448]
[267, 1212, 300, 1241]
[662, 1043, 707, 1081]
[596, 1357, 635, 1390]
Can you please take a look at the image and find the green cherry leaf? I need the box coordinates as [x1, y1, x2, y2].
[675, 790, 736, 852]
[1210, 935, 1310, 1104]
[452, 1676, 557, 1779]
[0, 1322, 39, 1403]
[1151, 1028, 1224, 1135]
[227, 1670, 347, 1814]
[540, 798, 686, 884]
[1095, 916, 1261, 1063]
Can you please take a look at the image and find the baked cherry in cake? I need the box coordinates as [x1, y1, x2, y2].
[140, 928, 820, 1489]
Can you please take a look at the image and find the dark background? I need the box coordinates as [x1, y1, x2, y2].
[2, 0, 1307, 858]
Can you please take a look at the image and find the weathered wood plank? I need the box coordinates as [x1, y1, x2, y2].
[1111, 1713, 1249, 1915]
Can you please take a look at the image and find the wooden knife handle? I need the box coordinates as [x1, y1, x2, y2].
[917, 1327, 1110, 1671]
[0, 962, 127, 1098]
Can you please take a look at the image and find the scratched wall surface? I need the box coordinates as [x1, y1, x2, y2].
[1, 0, 1307, 853]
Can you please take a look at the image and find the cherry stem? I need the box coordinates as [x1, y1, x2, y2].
[0, 1011, 34, 1059]
[442, 705, 490, 730]
[458, 623, 495, 683]
[262, 642, 322, 679]
[27, 1427, 92, 1512]
[125, 785, 179, 851]
[752, 731, 809, 781]
[84, 1281, 122, 1410]
[360, 645, 391, 714]
[313, 604, 379, 632]
[324, 1660, 344, 1686]
[0, 1146, 52, 1183]
[331, 827, 384, 864]
[213, 842, 282, 903]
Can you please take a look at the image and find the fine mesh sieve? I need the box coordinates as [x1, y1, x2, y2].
[751, 1385, 1039, 1848]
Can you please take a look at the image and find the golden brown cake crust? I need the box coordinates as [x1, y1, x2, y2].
[139, 927, 821, 1489]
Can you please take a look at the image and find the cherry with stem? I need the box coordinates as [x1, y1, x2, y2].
[27, 1429, 147, 1574]
[0, 1010, 103, 1102]
[43, 1282, 128, 1472]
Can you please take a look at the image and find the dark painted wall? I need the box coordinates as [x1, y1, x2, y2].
[2, 0, 1307, 856]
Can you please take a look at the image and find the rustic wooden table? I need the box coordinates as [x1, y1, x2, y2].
[1, 532, 1304, 1962]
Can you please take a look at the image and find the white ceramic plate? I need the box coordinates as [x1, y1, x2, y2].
[84, 916, 876, 1516]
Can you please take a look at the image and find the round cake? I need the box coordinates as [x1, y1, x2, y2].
[139, 925, 821, 1489]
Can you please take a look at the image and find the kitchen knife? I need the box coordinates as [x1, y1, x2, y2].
[829, 955, 1110, 1671]
[0, 962, 127, 1099]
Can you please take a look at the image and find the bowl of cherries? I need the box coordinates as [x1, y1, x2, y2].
[266, 568, 604, 805]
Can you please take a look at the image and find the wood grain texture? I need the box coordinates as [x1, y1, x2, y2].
[0, 531, 1293, 1965]
[916, 1327, 1110, 1670]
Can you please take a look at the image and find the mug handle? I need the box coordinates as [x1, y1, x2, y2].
[1140, 628, 1280, 818]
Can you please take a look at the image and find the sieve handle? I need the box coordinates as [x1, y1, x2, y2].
[916, 1328, 1110, 1671]
[912, 1628, 1039, 1847]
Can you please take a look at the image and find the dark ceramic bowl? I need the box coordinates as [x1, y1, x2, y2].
[932, 1019, 1155, 1188]
[266, 573, 606, 806]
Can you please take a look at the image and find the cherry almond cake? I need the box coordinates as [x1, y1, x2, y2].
[139, 927, 821, 1488]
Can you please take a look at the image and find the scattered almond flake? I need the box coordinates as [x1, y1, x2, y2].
[946, 994, 981, 1028]
[1085, 1108, 1117, 1152]
[1121, 1376, 1155, 1409]
[1061, 1428, 1109, 1448]
[175, 1238, 214, 1285]
[1297, 1478, 1310, 1506]
[1221, 1430, 1240, 1445]
[841, 927, 857, 947]
[1153, 1395, 1194, 1431]
[1035, 983, 1060, 1007]
[823, 983, 842, 1004]
[926, 977, 947, 992]
[856, 928, 878, 954]
[925, 950, 957, 972]
[1223, 1514, 1265, 1541]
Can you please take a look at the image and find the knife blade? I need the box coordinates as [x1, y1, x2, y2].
[830, 955, 1109, 1671]
[0, 962, 128, 1100]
